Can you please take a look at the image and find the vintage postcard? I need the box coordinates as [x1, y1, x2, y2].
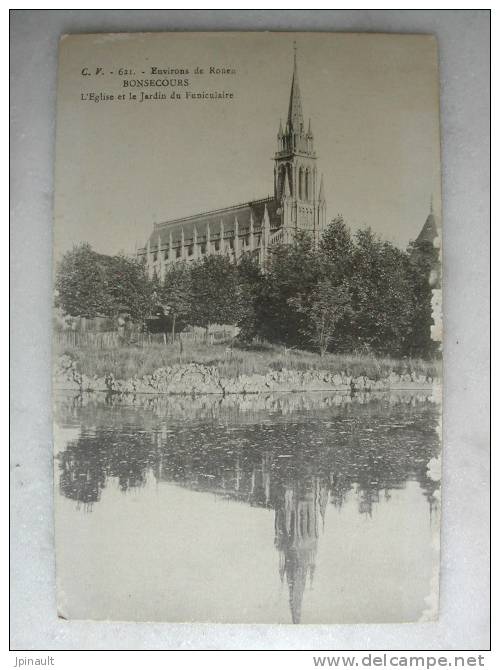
[53, 32, 442, 624]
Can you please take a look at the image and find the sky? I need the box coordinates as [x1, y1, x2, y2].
[54, 32, 441, 257]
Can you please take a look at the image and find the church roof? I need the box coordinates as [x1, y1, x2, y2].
[410, 206, 441, 284]
[415, 211, 438, 247]
[145, 196, 281, 249]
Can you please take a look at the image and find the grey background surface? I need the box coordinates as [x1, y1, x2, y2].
[10, 9, 490, 650]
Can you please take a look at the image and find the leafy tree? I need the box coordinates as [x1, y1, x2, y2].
[235, 253, 264, 341]
[317, 217, 356, 351]
[104, 253, 154, 322]
[319, 216, 354, 283]
[289, 279, 352, 356]
[349, 228, 414, 356]
[55, 243, 110, 318]
[189, 255, 242, 336]
[56, 222, 439, 360]
[55, 243, 154, 324]
[257, 231, 321, 347]
[159, 262, 192, 340]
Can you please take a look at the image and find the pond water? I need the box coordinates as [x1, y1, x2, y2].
[54, 390, 441, 624]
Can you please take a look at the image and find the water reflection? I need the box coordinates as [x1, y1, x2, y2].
[54, 391, 441, 623]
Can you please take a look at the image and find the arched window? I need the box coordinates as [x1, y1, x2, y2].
[305, 169, 310, 201]
[279, 165, 286, 197]
[299, 167, 304, 200]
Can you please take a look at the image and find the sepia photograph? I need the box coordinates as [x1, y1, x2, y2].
[51, 31, 444, 625]
[8, 4, 493, 656]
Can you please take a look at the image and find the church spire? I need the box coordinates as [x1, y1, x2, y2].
[274, 44, 324, 234]
[287, 42, 304, 133]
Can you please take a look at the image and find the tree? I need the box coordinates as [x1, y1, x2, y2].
[319, 216, 354, 283]
[189, 255, 242, 336]
[55, 243, 110, 318]
[235, 253, 264, 341]
[159, 262, 192, 340]
[289, 279, 352, 356]
[256, 231, 321, 347]
[349, 228, 414, 356]
[104, 253, 154, 322]
[317, 217, 356, 351]
[55, 243, 154, 324]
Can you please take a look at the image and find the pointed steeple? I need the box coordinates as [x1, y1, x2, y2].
[416, 198, 438, 248]
[275, 44, 319, 227]
[263, 204, 270, 231]
[287, 42, 304, 133]
[278, 119, 283, 137]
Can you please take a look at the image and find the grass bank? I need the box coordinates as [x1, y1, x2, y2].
[55, 339, 440, 382]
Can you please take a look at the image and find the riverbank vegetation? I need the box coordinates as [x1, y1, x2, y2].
[55, 339, 439, 383]
[55, 217, 441, 372]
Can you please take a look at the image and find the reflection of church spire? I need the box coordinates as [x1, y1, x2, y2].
[318, 484, 329, 531]
[274, 477, 327, 623]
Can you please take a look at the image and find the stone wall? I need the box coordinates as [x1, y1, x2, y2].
[54, 355, 438, 396]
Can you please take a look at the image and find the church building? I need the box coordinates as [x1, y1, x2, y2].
[138, 50, 327, 279]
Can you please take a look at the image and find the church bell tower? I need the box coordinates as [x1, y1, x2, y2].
[274, 46, 326, 243]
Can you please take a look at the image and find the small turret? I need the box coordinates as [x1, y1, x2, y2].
[146, 237, 152, 276]
[193, 225, 199, 259]
[219, 218, 225, 253]
[158, 233, 164, 280]
[206, 222, 211, 255]
[318, 174, 325, 202]
[263, 204, 270, 232]
[234, 216, 240, 259]
[249, 212, 255, 250]
[415, 198, 438, 248]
